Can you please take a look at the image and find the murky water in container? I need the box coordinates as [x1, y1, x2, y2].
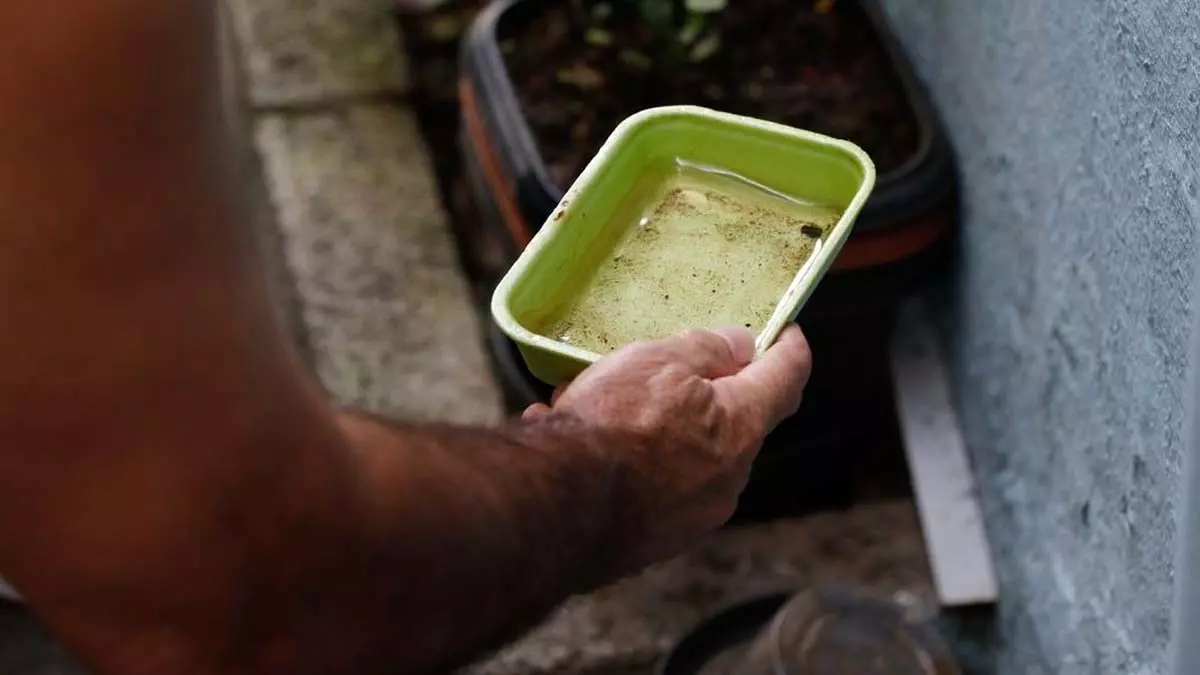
[542, 160, 842, 355]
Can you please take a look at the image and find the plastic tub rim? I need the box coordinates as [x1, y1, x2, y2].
[490, 104, 877, 374]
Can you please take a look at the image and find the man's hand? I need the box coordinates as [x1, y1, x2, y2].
[523, 325, 812, 575]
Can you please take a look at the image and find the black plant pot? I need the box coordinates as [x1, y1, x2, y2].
[459, 0, 958, 316]
[459, 0, 957, 519]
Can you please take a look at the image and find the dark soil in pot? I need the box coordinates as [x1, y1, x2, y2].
[499, 0, 921, 189]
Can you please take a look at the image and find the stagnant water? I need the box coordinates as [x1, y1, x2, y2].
[541, 160, 842, 355]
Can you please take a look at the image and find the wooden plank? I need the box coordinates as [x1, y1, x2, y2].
[890, 299, 998, 606]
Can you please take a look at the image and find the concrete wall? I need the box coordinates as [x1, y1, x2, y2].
[879, 1, 1200, 673]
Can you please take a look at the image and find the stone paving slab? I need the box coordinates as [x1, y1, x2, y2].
[225, 0, 409, 107]
[219, 1, 311, 358]
[255, 105, 503, 425]
[467, 501, 934, 675]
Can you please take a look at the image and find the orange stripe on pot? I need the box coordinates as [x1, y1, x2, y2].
[459, 78, 533, 248]
[833, 210, 952, 271]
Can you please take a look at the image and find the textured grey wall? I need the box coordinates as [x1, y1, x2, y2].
[879, 1, 1199, 672]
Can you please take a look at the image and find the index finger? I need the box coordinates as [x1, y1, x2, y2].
[712, 325, 812, 433]
[652, 327, 757, 379]
[596, 327, 755, 381]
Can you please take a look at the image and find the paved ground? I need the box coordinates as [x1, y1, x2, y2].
[224, 0, 504, 424]
[465, 502, 936, 675]
[0, 2, 934, 672]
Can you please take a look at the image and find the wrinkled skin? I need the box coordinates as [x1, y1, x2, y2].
[525, 325, 812, 572]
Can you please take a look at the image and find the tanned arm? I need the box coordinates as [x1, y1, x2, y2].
[0, 2, 811, 674]
[0, 2, 625, 673]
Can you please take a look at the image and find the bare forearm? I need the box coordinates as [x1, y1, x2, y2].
[0, 0, 626, 671]
[184, 411, 624, 675]
[293, 411, 621, 674]
[5, 407, 624, 675]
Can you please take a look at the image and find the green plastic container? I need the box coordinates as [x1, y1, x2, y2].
[491, 105, 876, 386]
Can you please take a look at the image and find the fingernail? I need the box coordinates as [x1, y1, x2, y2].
[712, 326, 756, 365]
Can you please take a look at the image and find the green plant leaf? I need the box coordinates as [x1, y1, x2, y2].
[585, 27, 613, 46]
[689, 33, 721, 62]
[556, 65, 605, 89]
[619, 49, 653, 70]
[678, 13, 704, 45]
[422, 14, 464, 43]
[639, 0, 674, 30]
[685, 0, 728, 13]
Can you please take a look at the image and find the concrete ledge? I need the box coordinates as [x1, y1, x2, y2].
[224, 0, 410, 108]
[255, 105, 502, 424]
[219, 0, 310, 360]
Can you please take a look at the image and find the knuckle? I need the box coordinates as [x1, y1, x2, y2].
[734, 410, 769, 448]
[617, 339, 656, 360]
[678, 328, 729, 357]
[654, 361, 697, 387]
[678, 328, 714, 345]
[629, 410, 665, 437]
[694, 396, 723, 440]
